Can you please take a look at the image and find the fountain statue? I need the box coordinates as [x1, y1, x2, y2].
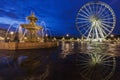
[20, 12, 42, 42]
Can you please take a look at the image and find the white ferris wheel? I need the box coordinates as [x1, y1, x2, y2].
[76, 1, 116, 41]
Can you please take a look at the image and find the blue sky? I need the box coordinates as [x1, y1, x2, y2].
[0, 0, 119, 37]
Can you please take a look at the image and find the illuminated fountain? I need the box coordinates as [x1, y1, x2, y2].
[0, 12, 58, 50]
[20, 12, 42, 42]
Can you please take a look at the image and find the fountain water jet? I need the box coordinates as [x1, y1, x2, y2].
[40, 21, 52, 38]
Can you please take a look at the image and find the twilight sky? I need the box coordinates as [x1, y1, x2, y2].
[0, 0, 119, 37]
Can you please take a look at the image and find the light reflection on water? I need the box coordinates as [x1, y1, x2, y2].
[59, 41, 120, 80]
[60, 41, 120, 56]
[0, 42, 120, 80]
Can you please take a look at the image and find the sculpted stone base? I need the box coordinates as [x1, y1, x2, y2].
[0, 42, 58, 50]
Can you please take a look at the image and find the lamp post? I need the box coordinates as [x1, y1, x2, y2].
[110, 34, 114, 40]
[10, 31, 14, 41]
[45, 33, 48, 41]
[66, 34, 69, 40]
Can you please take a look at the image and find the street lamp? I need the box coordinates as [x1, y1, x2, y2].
[45, 33, 48, 41]
[66, 34, 69, 40]
[10, 31, 14, 41]
[110, 34, 114, 40]
[110, 34, 114, 38]
[46, 34, 48, 37]
[66, 34, 69, 37]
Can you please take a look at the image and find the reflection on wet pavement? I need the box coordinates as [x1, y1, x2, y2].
[0, 42, 120, 80]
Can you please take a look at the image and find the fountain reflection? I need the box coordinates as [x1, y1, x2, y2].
[0, 49, 55, 80]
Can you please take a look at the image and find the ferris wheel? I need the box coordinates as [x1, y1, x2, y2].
[76, 1, 116, 41]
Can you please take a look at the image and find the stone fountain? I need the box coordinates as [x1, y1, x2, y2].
[0, 12, 58, 50]
[20, 12, 42, 42]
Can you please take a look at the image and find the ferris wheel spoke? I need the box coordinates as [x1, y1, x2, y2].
[92, 4, 96, 14]
[84, 5, 91, 15]
[76, 17, 89, 21]
[83, 23, 91, 35]
[78, 26, 90, 33]
[101, 13, 111, 19]
[98, 4, 103, 15]
[81, 8, 90, 17]
[82, 23, 90, 28]
[102, 21, 113, 24]
[96, 3, 99, 14]
[101, 18, 113, 21]
[76, 20, 89, 24]
[101, 23, 113, 30]
[78, 27, 86, 33]
[88, 4, 93, 15]
[101, 22, 113, 29]
[77, 23, 90, 28]
[78, 13, 89, 19]
[101, 25, 111, 33]
[100, 9, 110, 17]
[99, 25, 108, 37]
[99, 7, 107, 17]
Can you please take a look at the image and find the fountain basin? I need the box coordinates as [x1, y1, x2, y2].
[0, 41, 58, 50]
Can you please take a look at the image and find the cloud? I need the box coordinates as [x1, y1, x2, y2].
[0, 17, 23, 24]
